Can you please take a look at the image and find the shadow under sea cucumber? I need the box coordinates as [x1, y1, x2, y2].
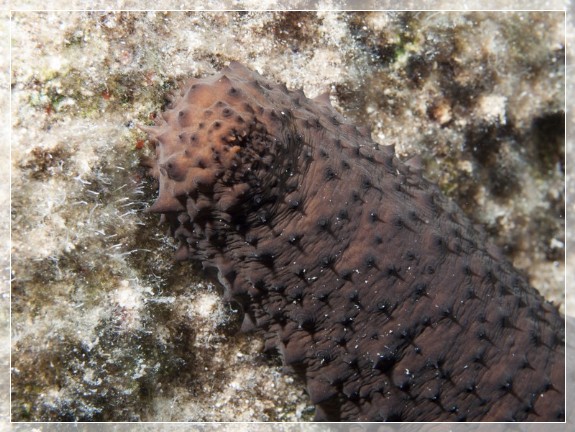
[140, 61, 565, 422]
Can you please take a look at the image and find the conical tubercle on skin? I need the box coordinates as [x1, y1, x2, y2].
[159, 152, 192, 182]
[226, 61, 252, 77]
[356, 125, 371, 138]
[136, 124, 161, 137]
[174, 243, 190, 261]
[137, 123, 164, 141]
[218, 75, 232, 87]
[149, 193, 186, 213]
[313, 91, 332, 106]
[148, 174, 186, 213]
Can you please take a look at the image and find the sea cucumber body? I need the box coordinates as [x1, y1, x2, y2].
[141, 62, 564, 421]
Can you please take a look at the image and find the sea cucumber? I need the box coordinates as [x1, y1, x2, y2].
[140, 62, 565, 421]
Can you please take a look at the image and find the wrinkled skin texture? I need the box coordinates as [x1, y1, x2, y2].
[141, 62, 565, 421]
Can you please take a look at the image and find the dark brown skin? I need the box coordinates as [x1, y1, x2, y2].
[141, 62, 565, 421]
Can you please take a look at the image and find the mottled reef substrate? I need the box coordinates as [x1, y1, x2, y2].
[11, 11, 565, 421]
